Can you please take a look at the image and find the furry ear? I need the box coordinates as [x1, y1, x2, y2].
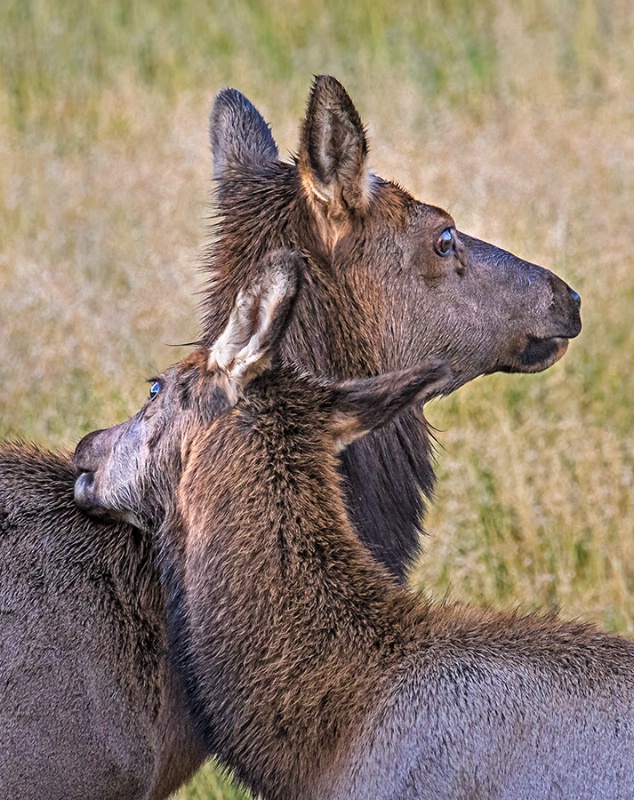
[298, 75, 372, 231]
[210, 88, 279, 179]
[207, 250, 301, 399]
[330, 360, 451, 450]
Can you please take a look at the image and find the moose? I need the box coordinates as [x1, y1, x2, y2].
[1, 75, 580, 797]
[0, 444, 204, 799]
[74, 253, 633, 800]
[204, 74, 581, 579]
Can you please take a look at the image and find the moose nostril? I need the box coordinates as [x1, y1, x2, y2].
[568, 287, 581, 309]
[76, 471, 94, 491]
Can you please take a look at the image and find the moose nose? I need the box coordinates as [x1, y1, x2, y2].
[73, 428, 105, 473]
[568, 287, 581, 309]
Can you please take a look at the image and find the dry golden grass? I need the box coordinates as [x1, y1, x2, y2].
[1, 1, 633, 797]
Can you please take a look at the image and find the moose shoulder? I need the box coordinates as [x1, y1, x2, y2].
[204, 75, 581, 579]
[74, 254, 629, 800]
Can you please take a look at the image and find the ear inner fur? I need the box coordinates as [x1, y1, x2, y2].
[207, 251, 300, 399]
[298, 76, 373, 247]
[330, 360, 450, 449]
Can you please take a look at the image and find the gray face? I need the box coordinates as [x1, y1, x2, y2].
[335, 200, 582, 391]
[73, 413, 159, 528]
[73, 350, 219, 527]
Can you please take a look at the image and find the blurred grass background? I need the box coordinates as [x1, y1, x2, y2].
[1, 1, 633, 796]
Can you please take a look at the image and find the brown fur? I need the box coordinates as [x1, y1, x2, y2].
[74, 257, 631, 800]
[202, 75, 581, 579]
[1, 75, 581, 796]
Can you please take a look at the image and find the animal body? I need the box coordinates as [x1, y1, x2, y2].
[74, 254, 633, 800]
[204, 74, 581, 579]
[0, 445, 204, 800]
[1, 74, 580, 797]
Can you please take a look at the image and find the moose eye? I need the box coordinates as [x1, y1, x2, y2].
[436, 228, 454, 256]
[148, 380, 162, 401]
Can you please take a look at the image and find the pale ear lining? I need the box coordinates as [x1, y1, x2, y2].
[207, 251, 301, 399]
[330, 360, 451, 451]
[298, 75, 372, 219]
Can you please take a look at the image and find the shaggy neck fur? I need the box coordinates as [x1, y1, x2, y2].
[166, 366, 634, 800]
[0, 444, 206, 798]
[171, 369, 425, 798]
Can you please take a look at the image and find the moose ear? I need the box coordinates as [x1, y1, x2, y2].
[298, 76, 372, 230]
[207, 250, 301, 399]
[210, 88, 279, 179]
[330, 360, 451, 450]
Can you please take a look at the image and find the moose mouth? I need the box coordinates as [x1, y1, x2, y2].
[514, 335, 571, 373]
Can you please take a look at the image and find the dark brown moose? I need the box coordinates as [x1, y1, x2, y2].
[74, 253, 632, 800]
[1, 75, 581, 797]
[204, 74, 581, 579]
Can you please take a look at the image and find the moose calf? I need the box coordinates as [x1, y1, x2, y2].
[75, 252, 632, 800]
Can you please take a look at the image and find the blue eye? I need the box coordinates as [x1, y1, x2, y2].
[148, 380, 161, 401]
[436, 228, 454, 256]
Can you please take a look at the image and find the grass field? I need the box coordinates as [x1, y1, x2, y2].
[1, 1, 633, 796]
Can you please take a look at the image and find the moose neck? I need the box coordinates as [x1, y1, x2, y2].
[171, 371, 422, 798]
[203, 163, 433, 581]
